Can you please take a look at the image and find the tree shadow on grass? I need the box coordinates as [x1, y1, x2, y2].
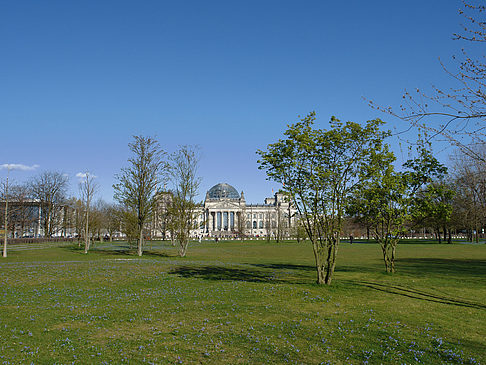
[66, 245, 176, 258]
[396, 258, 486, 278]
[169, 265, 310, 284]
[350, 279, 486, 310]
[248, 263, 314, 271]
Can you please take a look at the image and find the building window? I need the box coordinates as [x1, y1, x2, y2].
[253, 221, 257, 229]
[259, 221, 263, 229]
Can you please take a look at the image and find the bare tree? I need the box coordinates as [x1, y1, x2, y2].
[99, 202, 119, 242]
[451, 146, 486, 242]
[9, 183, 35, 238]
[78, 172, 98, 253]
[153, 191, 174, 242]
[30, 171, 69, 237]
[370, 2, 486, 162]
[113, 136, 166, 256]
[115, 205, 139, 248]
[236, 210, 247, 239]
[168, 145, 201, 257]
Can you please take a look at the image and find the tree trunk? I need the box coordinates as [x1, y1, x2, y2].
[447, 229, 452, 244]
[138, 229, 143, 256]
[179, 240, 188, 257]
[324, 240, 338, 285]
[84, 208, 90, 254]
[312, 241, 325, 284]
[381, 244, 390, 273]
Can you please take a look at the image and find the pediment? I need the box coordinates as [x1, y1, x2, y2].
[207, 200, 240, 210]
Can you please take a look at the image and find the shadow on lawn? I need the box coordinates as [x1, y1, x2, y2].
[169, 264, 310, 284]
[249, 263, 314, 271]
[66, 245, 176, 258]
[353, 280, 486, 310]
[396, 258, 486, 278]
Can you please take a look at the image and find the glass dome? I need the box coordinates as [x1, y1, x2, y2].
[207, 183, 240, 200]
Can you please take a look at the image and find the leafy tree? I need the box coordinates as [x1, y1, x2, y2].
[347, 148, 407, 273]
[348, 147, 448, 272]
[291, 217, 308, 243]
[258, 112, 390, 285]
[411, 181, 455, 244]
[113, 136, 166, 256]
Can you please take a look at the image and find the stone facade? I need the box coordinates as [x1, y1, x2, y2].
[154, 183, 297, 239]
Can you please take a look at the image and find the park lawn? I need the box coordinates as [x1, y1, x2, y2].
[0, 240, 484, 364]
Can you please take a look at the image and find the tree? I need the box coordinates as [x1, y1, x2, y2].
[258, 112, 390, 285]
[235, 209, 247, 239]
[78, 172, 97, 254]
[168, 145, 201, 257]
[9, 183, 34, 238]
[411, 181, 455, 244]
[291, 217, 308, 243]
[113, 136, 166, 256]
[371, 2, 486, 163]
[101, 202, 120, 242]
[116, 205, 139, 247]
[348, 147, 448, 272]
[347, 148, 406, 273]
[450, 147, 486, 242]
[30, 171, 69, 237]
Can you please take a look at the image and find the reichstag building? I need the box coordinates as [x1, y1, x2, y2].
[155, 182, 296, 239]
[197, 182, 296, 238]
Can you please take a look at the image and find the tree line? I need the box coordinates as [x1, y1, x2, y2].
[0, 137, 201, 259]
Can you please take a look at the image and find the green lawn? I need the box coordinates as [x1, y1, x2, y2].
[1, 240, 485, 364]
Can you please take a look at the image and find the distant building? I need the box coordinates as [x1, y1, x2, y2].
[0, 199, 77, 238]
[154, 182, 297, 239]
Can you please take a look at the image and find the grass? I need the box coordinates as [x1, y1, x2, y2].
[0, 239, 485, 364]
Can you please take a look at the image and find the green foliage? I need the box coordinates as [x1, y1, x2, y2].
[348, 147, 449, 272]
[258, 112, 390, 284]
[411, 181, 455, 243]
[347, 153, 408, 273]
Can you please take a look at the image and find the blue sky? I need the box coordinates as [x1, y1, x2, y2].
[0, 1, 468, 203]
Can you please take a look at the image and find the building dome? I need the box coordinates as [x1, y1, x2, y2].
[207, 183, 240, 200]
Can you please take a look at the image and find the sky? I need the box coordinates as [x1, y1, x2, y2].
[0, 0, 472, 203]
